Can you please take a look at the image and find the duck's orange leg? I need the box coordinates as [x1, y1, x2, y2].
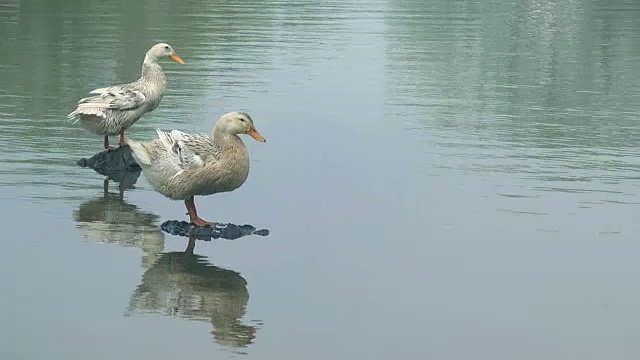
[104, 135, 117, 150]
[185, 196, 215, 227]
[119, 129, 126, 146]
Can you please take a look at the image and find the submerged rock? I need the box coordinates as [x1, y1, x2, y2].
[78, 145, 140, 173]
[161, 220, 270, 240]
[77, 145, 141, 186]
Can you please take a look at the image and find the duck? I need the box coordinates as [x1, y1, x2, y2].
[126, 112, 266, 226]
[68, 43, 185, 150]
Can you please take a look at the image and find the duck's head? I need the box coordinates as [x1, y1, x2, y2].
[216, 112, 266, 142]
[145, 43, 184, 64]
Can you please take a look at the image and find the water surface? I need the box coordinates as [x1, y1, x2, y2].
[2, 0, 640, 359]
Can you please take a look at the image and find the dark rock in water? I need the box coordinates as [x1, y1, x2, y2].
[161, 220, 270, 241]
[78, 145, 141, 185]
[78, 145, 140, 172]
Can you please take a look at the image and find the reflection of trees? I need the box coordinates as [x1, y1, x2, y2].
[127, 237, 258, 350]
[384, 0, 640, 149]
[72, 180, 165, 270]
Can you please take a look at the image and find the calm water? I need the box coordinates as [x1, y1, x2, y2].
[2, 0, 640, 358]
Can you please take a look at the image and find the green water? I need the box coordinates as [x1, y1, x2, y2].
[2, 0, 640, 359]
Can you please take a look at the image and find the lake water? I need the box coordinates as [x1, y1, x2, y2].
[2, 0, 640, 359]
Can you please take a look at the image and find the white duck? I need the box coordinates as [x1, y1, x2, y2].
[68, 43, 184, 150]
[126, 112, 266, 226]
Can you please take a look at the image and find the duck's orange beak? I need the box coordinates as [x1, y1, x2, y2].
[247, 128, 266, 142]
[169, 52, 185, 64]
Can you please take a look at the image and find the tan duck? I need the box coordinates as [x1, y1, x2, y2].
[126, 112, 266, 226]
[68, 43, 185, 150]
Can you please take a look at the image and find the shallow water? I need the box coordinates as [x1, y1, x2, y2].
[3, 0, 640, 359]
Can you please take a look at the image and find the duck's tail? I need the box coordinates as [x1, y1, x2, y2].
[125, 136, 152, 166]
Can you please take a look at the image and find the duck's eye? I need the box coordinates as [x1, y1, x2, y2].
[239, 118, 246, 122]
[164, 45, 170, 50]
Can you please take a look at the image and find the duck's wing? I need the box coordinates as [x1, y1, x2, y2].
[68, 83, 146, 119]
[82, 84, 146, 110]
[156, 129, 217, 170]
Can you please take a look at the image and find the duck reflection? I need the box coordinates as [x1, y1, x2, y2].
[127, 236, 260, 349]
[72, 178, 165, 269]
[75, 155, 264, 349]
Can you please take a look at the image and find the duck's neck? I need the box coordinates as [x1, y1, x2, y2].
[140, 57, 166, 89]
[212, 130, 248, 156]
